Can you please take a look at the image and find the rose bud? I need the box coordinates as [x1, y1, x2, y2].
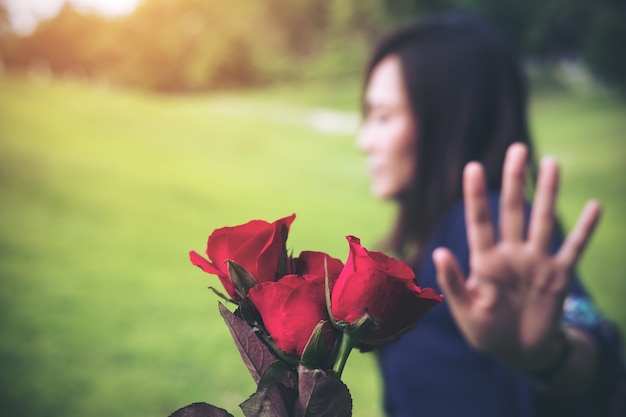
[190, 214, 295, 300]
[248, 274, 337, 361]
[331, 236, 443, 345]
[292, 251, 344, 280]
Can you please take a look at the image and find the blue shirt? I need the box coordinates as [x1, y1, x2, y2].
[377, 193, 624, 417]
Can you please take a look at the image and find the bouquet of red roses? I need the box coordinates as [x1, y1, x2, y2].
[169, 214, 442, 417]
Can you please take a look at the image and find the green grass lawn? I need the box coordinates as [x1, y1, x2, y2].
[0, 74, 624, 417]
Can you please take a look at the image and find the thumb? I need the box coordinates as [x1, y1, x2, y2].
[433, 247, 467, 305]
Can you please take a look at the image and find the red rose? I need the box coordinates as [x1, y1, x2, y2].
[292, 251, 344, 280]
[331, 236, 443, 343]
[248, 274, 337, 359]
[189, 214, 296, 300]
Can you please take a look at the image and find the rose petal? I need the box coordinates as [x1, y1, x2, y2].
[189, 250, 238, 299]
[280, 279, 332, 357]
[331, 236, 442, 342]
[293, 251, 344, 281]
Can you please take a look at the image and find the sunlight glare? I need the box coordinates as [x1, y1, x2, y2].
[3, 0, 143, 33]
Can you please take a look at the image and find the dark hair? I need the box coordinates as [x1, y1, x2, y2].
[364, 13, 537, 260]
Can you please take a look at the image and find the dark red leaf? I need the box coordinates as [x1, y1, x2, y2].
[239, 383, 294, 417]
[294, 367, 352, 417]
[219, 302, 276, 384]
[257, 360, 296, 391]
[168, 402, 234, 417]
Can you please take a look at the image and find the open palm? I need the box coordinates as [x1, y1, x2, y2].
[433, 143, 601, 371]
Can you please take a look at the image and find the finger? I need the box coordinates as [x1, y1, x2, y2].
[556, 200, 602, 269]
[528, 157, 559, 251]
[433, 247, 468, 306]
[464, 162, 495, 251]
[499, 143, 528, 242]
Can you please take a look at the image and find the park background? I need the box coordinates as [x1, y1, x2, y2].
[0, 0, 625, 416]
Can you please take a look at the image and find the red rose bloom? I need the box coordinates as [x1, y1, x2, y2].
[292, 250, 344, 280]
[331, 236, 443, 343]
[248, 274, 337, 359]
[189, 214, 296, 300]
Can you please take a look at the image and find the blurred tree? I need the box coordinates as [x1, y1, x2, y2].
[0, 3, 9, 32]
[583, 4, 626, 95]
[384, 0, 626, 94]
[304, 0, 389, 79]
[17, 5, 108, 76]
[0, 3, 21, 70]
[97, 0, 269, 91]
[0, 0, 624, 93]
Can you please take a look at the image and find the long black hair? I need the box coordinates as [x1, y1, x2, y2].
[364, 13, 537, 260]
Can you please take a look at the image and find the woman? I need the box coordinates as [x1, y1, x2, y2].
[357, 13, 624, 417]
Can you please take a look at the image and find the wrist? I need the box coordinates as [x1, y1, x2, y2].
[528, 326, 574, 383]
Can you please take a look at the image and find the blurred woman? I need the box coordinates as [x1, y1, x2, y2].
[357, 13, 624, 417]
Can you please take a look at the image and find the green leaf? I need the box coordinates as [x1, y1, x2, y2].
[276, 225, 291, 278]
[346, 312, 380, 341]
[255, 331, 300, 369]
[227, 260, 258, 298]
[207, 286, 237, 304]
[238, 297, 263, 324]
[324, 258, 339, 328]
[300, 321, 335, 370]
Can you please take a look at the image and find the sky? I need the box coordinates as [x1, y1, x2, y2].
[3, 0, 143, 33]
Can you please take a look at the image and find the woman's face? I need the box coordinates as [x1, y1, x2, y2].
[357, 54, 417, 200]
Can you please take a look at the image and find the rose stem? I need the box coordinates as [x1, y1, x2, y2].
[332, 332, 357, 378]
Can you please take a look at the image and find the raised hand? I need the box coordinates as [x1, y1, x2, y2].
[433, 143, 601, 372]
